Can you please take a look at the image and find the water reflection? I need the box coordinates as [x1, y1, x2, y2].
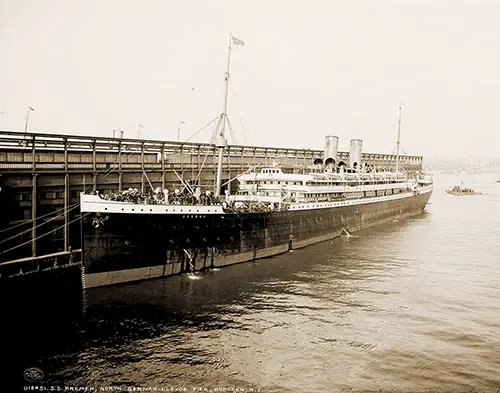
[9, 174, 500, 392]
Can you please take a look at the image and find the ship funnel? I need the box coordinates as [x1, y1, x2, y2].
[113, 129, 124, 138]
[313, 157, 323, 165]
[324, 136, 339, 167]
[349, 139, 363, 170]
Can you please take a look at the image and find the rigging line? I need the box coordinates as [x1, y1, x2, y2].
[99, 151, 134, 180]
[211, 116, 222, 143]
[100, 143, 144, 176]
[191, 116, 225, 185]
[239, 115, 248, 145]
[0, 212, 92, 257]
[220, 164, 265, 187]
[79, 149, 129, 185]
[208, 115, 223, 146]
[184, 115, 220, 143]
[194, 143, 216, 185]
[226, 116, 238, 145]
[84, 143, 153, 193]
[211, 82, 228, 138]
[194, 117, 223, 185]
[211, 116, 221, 143]
[392, 145, 407, 156]
[194, 152, 211, 186]
[229, 80, 248, 145]
[0, 203, 82, 246]
[56, 121, 215, 194]
[88, 118, 217, 192]
[0, 201, 81, 234]
[97, 137, 163, 181]
[96, 141, 151, 183]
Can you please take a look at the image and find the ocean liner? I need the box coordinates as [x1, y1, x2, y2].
[79, 35, 433, 288]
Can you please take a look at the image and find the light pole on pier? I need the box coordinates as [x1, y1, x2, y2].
[25, 106, 35, 132]
[395, 102, 405, 174]
[177, 120, 186, 142]
[137, 123, 144, 139]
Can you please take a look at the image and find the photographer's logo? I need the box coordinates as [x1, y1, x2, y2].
[23, 367, 44, 382]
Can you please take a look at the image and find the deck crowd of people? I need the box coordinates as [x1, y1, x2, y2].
[92, 187, 281, 213]
[95, 187, 218, 206]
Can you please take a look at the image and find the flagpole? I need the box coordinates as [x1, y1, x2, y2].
[222, 32, 233, 137]
[215, 33, 233, 197]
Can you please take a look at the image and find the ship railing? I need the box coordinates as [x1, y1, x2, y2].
[83, 190, 222, 207]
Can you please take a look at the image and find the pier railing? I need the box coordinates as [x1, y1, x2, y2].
[0, 130, 424, 171]
[0, 249, 81, 280]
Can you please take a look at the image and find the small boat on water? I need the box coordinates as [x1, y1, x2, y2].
[445, 185, 482, 196]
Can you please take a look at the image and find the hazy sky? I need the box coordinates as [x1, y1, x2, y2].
[0, 0, 499, 159]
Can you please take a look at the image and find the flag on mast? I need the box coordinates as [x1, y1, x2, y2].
[232, 36, 245, 46]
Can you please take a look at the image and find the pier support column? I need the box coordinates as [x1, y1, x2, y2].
[161, 144, 166, 190]
[64, 173, 69, 251]
[141, 143, 145, 194]
[240, 147, 244, 174]
[31, 135, 37, 257]
[227, 148, 231, 195]
[31, 174, 37, 257]
[92, 140, 97, 192]
[118, 141, 123, 192]
[63, 138, 69, 251]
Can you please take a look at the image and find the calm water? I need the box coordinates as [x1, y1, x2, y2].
[10, 174, 500, 392]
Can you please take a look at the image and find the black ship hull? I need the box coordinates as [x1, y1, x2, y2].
[82, 189, 432, 288]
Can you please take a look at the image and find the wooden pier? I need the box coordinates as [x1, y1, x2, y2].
[0, 130, 424, 263]
[0, 249, 81, 280]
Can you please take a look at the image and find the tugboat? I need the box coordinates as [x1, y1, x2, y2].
[445, 184, 482, 196]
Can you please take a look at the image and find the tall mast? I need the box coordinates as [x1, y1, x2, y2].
[395, 104, 403, 173]
[214, 33, 233, 197]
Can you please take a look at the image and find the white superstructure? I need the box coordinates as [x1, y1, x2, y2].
[80, 164, 432, 215]
[229, 165, 423, 206]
